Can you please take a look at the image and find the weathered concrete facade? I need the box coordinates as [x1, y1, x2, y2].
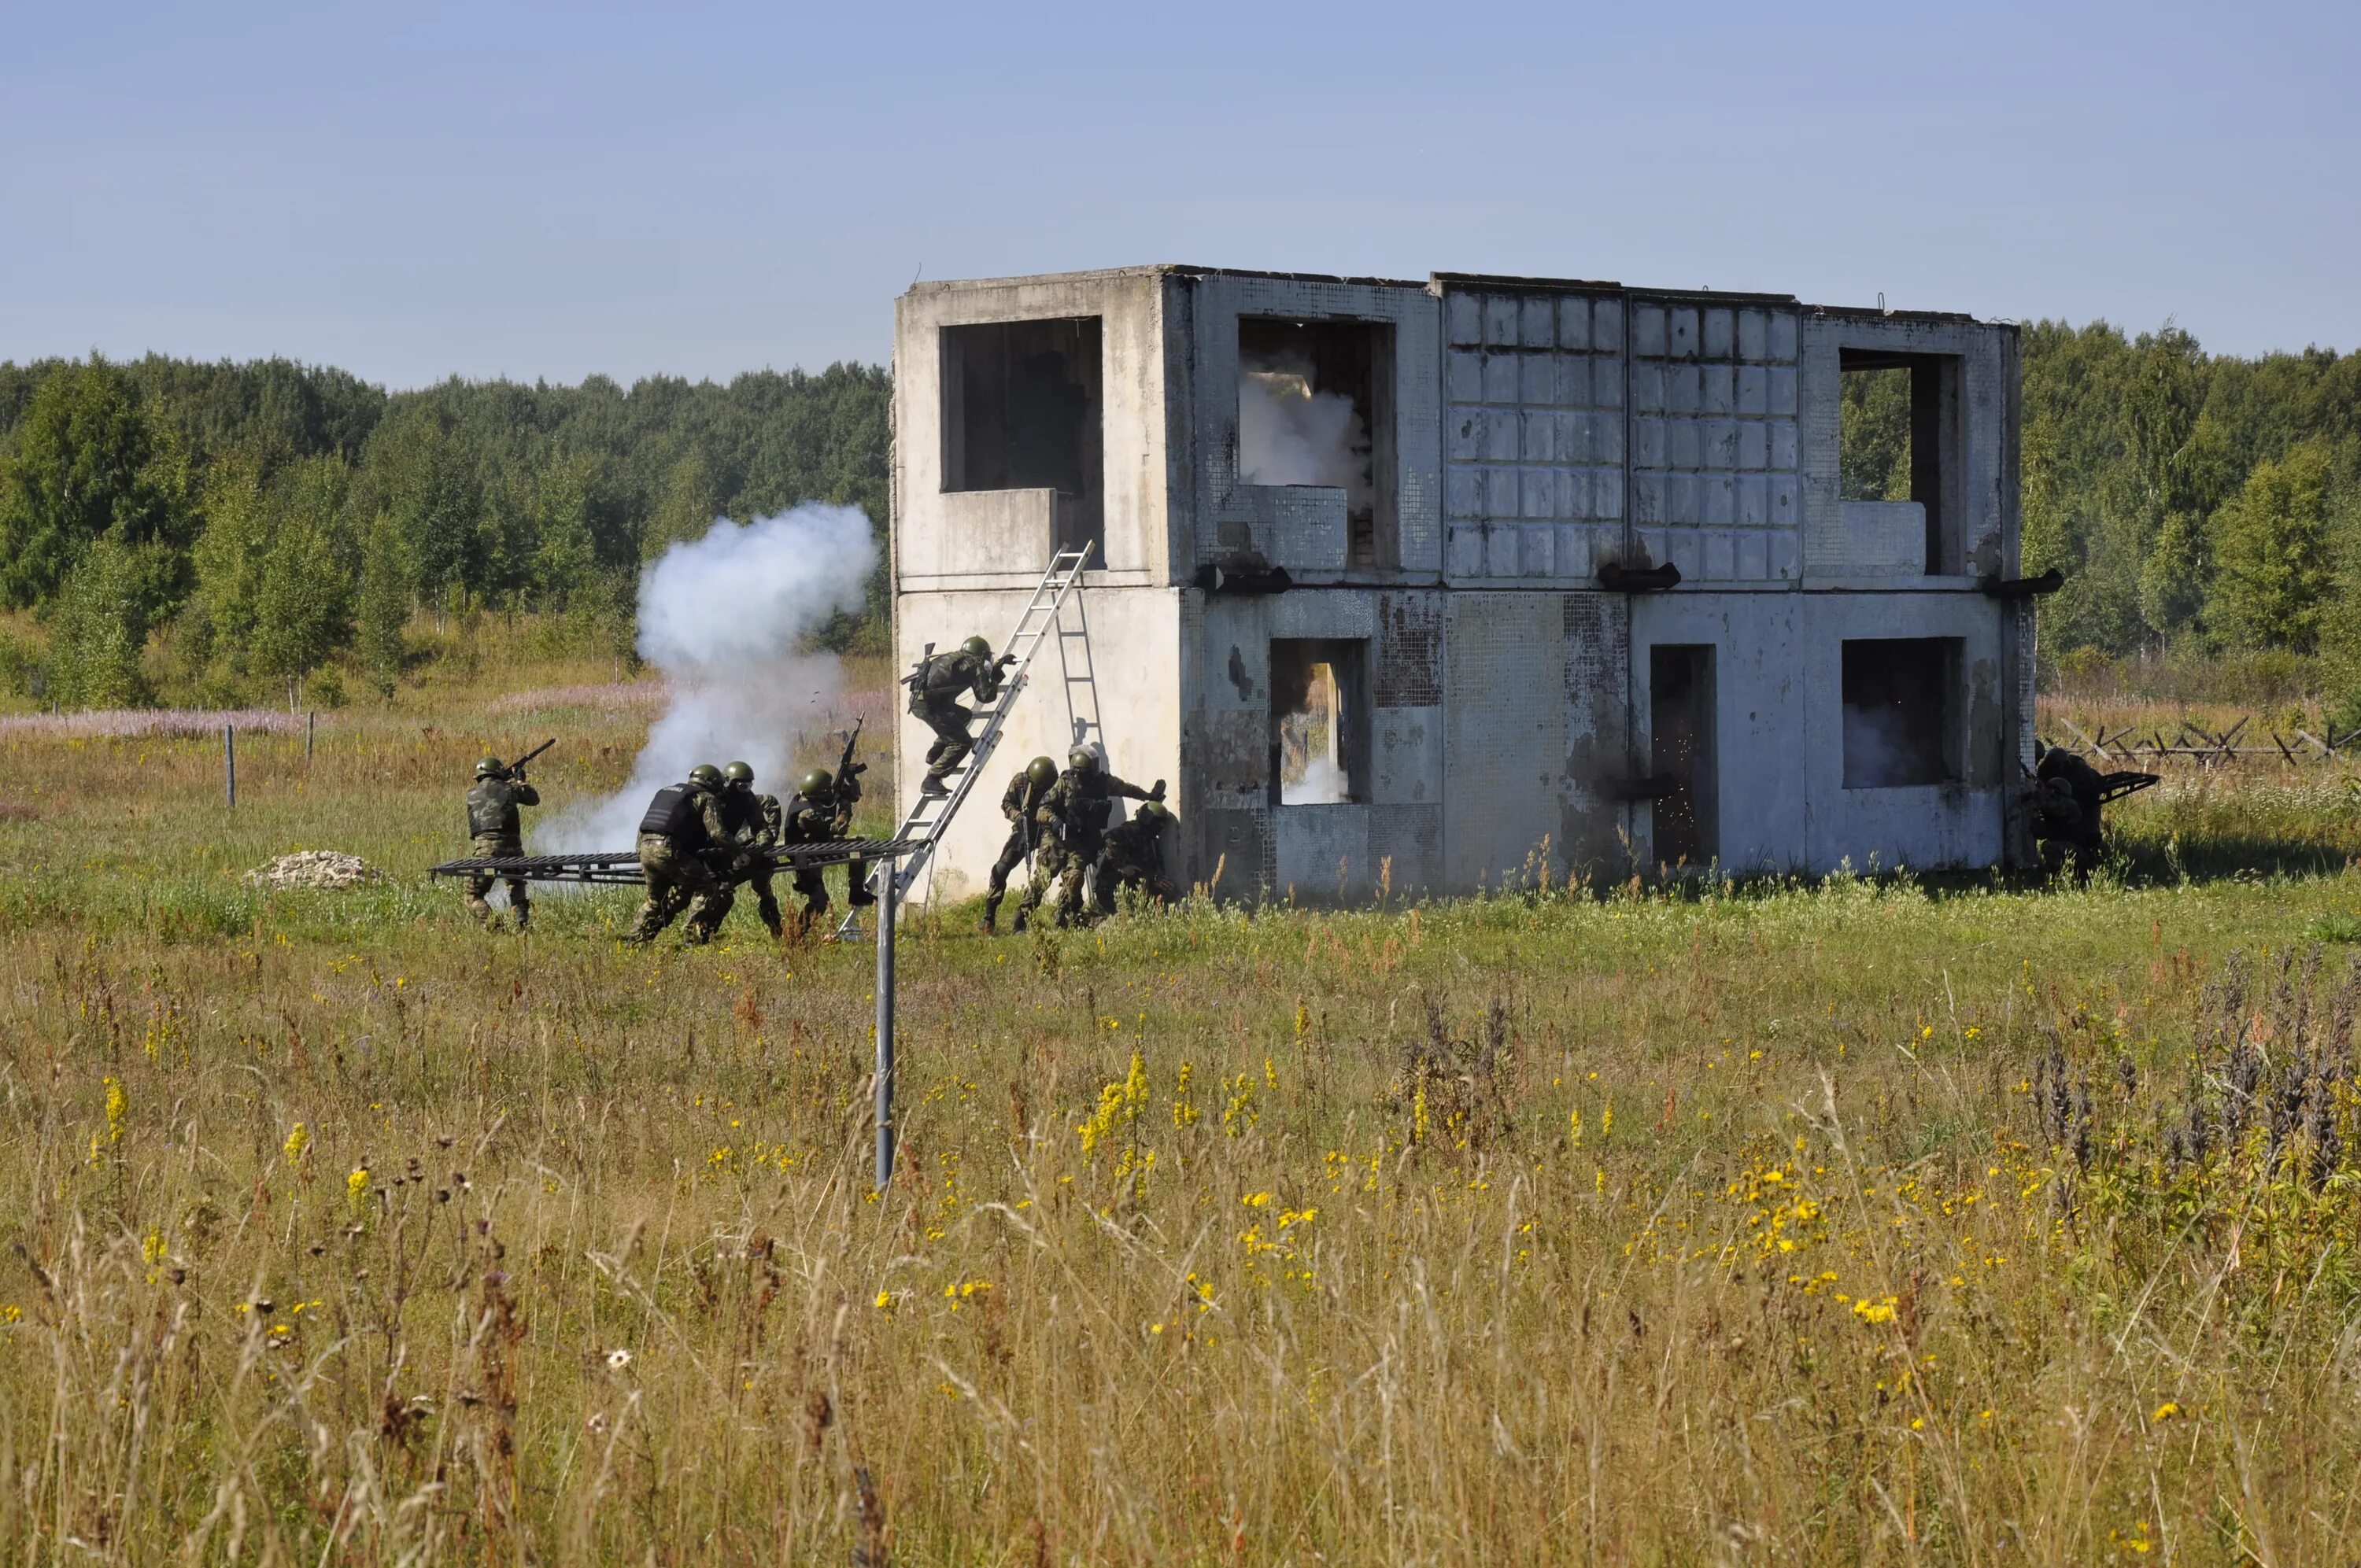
[892, 266, 2032, 903]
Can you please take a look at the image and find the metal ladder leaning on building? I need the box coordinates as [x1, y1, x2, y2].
[835, 543, 1095, 939]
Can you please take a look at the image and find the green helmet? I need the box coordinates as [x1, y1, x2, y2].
[722, 760, 755, 788]
[1136, 800, 1172, 825]
[798, 769, 835, 801]
[688, 763, 722, 791]
[475, 755, 503, 779]
[961, 635, 992, 659]
[1025, 756, 1059, 788]
[1068, 747, 1099, 773]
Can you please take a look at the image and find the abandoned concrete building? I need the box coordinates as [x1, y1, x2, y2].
[890, 264, 2038, 904]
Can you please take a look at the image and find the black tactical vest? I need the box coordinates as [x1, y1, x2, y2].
[637, 784, 708, 846]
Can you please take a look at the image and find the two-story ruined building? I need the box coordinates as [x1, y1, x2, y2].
[891, 264, 2035, 904]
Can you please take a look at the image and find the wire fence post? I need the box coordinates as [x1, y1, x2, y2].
[224, 725, 236, 809]
[874, 858, 898, 1191]
[305, 710, 316, 762]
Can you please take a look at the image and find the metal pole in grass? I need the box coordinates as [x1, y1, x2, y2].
[305, 711, 315, 762]
[874, 854, 898, 1190]
[224, 725, 235, 809]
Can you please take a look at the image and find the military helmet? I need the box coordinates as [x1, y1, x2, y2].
[961, 634, 992, 659]
[1068, 747, 1099, 773]
[798, 769, 835, 800]
[1135, 799, 1172, 825]
[1025, 756, 1059, 788]
[722, 760, 755, 787]
[688, 763, 722, 791]
[475, 755, 503, 779]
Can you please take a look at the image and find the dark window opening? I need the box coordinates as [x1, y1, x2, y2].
[1238, 317, 1396, 568]
[941, 317, 1103, 557]
[1269, 639, 1368, 806]
[1650, 645, 1717, 865]
[1842, 637, 1960, 789]
[1838, 349, 1960, 573]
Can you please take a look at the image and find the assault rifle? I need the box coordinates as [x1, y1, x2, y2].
[832, 721, 866, 809]
[499, 739, 556, 781]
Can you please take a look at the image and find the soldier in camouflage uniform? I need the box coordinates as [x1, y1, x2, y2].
[1018, 748, 1165, 929]
[906, 635, 1014, 796]
[462, 755, 539, 930]
[1093, 799, 1178, 915]
[778, 768, 863, 935]
[625, 763, 748, 945]
[712, 761, 785, 939]
[981, 755, 1059, 935]
[2032, 743, 2107, 882]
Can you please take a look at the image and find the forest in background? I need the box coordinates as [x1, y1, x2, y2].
[0, 319, 2356, 718]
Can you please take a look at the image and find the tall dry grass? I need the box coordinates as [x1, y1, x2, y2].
[0, 688, 2358, 1562]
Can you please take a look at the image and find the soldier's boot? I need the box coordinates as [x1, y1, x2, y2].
[464, 894, 494, 925]
[848, 872, 878, 908]
[980, 891, 1002, 935]
[920, 773, 951, 798]
[511, 895, 531, 932]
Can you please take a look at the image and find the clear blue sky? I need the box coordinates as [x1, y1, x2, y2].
[4, 1, 2352, 389]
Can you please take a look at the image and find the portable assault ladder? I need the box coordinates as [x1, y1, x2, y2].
[834, 544, 1095, 939]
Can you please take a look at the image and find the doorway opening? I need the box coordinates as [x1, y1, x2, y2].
[1650, 644, 1717, 865]
[1269, 639, 1368, 805]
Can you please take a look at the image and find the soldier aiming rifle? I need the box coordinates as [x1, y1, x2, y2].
[460, 739, 552, 930]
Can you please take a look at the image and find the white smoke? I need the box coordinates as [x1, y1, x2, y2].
[1282, 754, 1351, 806]
[1238, 367, 1373, 511]
[1842, 702, 1938, 789]
[536, 504, 877, 854]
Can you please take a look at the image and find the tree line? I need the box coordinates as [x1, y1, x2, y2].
[0, 355, 889, 707]
[2, 320, 2357, 714]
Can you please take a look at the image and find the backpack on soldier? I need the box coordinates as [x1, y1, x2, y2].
[901, 642, 937, 717]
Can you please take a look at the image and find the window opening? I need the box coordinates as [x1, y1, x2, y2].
[1238, 318, 1395, 567]
[1839, 349, 1960, 573]
[1269, 638, 1367, 805]
[1649, 645, 1716, 865]
[1841, 637, 1959, 789]
[940, 317, 1103, 556]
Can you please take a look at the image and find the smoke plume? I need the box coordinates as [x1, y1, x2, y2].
[1238, 359, 1373, 511]
[537, 504, 877, 854]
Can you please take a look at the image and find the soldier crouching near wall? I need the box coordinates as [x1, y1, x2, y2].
[2027, 743, 2107, 882]
[625, 763, 748, 944]
[1093, 799, 1178, 915]
[1020, 748, 1165, 928]
[462, 754, 538, 931]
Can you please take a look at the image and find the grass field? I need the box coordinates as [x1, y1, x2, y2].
[2, 670, 2359, 1564]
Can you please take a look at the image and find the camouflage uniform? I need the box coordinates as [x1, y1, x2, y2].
[462, 775, 539, 928]
[908, 648, 1008, 790]
[2034, 746, 2106, 880]
[1093, 809, 1177, 914]
[626, 781, 744, 944]
[712, 787, 785, 939]
[982, 766, 1054, 932]
[779, 789, 852, 933]
[1021, 765, 1158, 928]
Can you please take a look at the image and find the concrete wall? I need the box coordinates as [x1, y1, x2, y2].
[1167, 271, 1444, 581]
[892, 584, 1184, 904]
[895, 268, 1174, 590]
[889, 267, 2029, 903]
[1629, 588, 2012, 874]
